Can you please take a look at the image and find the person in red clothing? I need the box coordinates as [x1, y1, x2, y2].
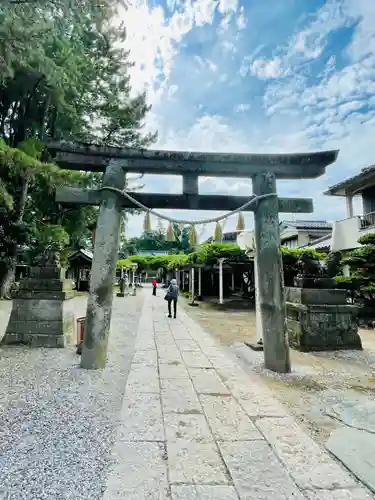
[152, 279, 157, 296]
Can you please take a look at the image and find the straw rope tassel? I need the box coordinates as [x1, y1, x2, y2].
[166, 222, 176, 242]
[236, 212, 245, 231]
[189, 225, 198, 246]
[143, 211, 152, 232]
[214, 222, 223, 242]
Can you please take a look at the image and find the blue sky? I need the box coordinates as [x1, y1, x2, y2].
[122, 0, 375, 239]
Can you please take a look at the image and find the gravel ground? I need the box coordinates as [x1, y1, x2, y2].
[0, 292, 145, 500]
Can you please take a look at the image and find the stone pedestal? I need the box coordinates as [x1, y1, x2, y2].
[2, 264, 75, 348]
[285, 287, 362, 352]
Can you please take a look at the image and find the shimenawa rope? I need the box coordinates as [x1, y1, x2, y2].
[99, 186, 277, 226]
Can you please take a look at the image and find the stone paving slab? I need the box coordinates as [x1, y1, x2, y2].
[103, 441, 168, 500]
[131, 349, 158, 366]
[168, 439, 230, 484]
[199, 394, 263, 441]
[158, 345, 183, 364]
[125, 364, 160, 393]
[305, 488, 374, 500]
[256, 417, 357, 490]
[189, 367, 231, 394]
[164, 412, 212, 442]
[171, 485, 239, 500]
[118, 392, 164, 442]
[161, 378, 202, 414]
[103, 291, 375, 499]
[219, 440, 305, 500]
[303, 488, 375, 500]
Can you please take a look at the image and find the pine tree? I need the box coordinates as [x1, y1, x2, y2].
[0, 0, 157, 296]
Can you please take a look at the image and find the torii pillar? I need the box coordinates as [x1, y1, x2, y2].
[253, 173, 290, 373]
[81, 160, 126, 369]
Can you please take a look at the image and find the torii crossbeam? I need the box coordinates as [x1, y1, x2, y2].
[48, 141, 339, 373]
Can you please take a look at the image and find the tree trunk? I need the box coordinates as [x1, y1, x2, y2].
[0, 175, 29, 299]
[0, 261, 17, 299]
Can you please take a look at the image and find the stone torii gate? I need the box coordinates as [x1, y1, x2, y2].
[48, 142, 338, 373]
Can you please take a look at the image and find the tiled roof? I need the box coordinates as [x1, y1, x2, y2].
[324, 164, 375, 196]
[281, 220, 332, 230]
[301, 233, 332, 250]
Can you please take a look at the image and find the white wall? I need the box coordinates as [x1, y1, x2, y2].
[331, 217, 361, 251]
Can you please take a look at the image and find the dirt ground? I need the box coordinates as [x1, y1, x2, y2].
[182, 297, 375, 445]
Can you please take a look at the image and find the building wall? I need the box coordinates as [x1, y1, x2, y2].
[281, 237, 299, 248]
[362, 186, 375, 215]
[281, 230, 331, 249]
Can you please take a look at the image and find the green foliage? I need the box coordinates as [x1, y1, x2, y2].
[119, 226, 194, 257]
[116, 243, 248, 274]
[0, 1, 156, 147]
[38, 224, 69, 249]
[187, 243, 247, 265]
[325, 251, 343, 278]
[0, 0, 156, 292]
[335, 276, 361, 289]
[0, 140, 96, 255]
[358, 233, 375, 246]
[116, 258, 133, 270]
[280, 247, 326, 286]
[167, 254, 188, 270]
[339, 232, 375, 317]
[115, 245, 326, 287]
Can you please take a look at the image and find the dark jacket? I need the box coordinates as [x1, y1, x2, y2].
[167, 283, 179, 300]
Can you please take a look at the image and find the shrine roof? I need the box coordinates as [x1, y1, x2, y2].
[68, 248, 93, 263]
[47, 141, 339, 180]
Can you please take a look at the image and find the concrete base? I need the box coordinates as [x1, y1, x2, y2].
[245, 341, 264, 352]
[2, 265, 75, 348]
[116, 292, 125, 297]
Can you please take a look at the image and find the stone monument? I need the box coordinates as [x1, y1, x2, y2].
[2, 251, 75, 347]
[285, 252, 362, 351]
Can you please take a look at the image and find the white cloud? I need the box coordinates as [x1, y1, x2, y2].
[122, 0, 375, 240]
[236, 7, 246, 30]
[234, 103, 251, 112]
[124, 0, 224, 104]
[250, 57, 283, 79]
[194, 0, 218, 26]
[217, 0, 238, 15]
[249, 0, 352, 82]
[167, 84, 178, 99]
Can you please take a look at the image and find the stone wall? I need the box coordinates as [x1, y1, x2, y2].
[285, 286, 362, 352]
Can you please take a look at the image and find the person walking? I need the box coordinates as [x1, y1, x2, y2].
[165, 278, 179, 318]
[152, 279, 157, 296]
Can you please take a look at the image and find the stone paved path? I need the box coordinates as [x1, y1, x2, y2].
[103, 292, 375, 500]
